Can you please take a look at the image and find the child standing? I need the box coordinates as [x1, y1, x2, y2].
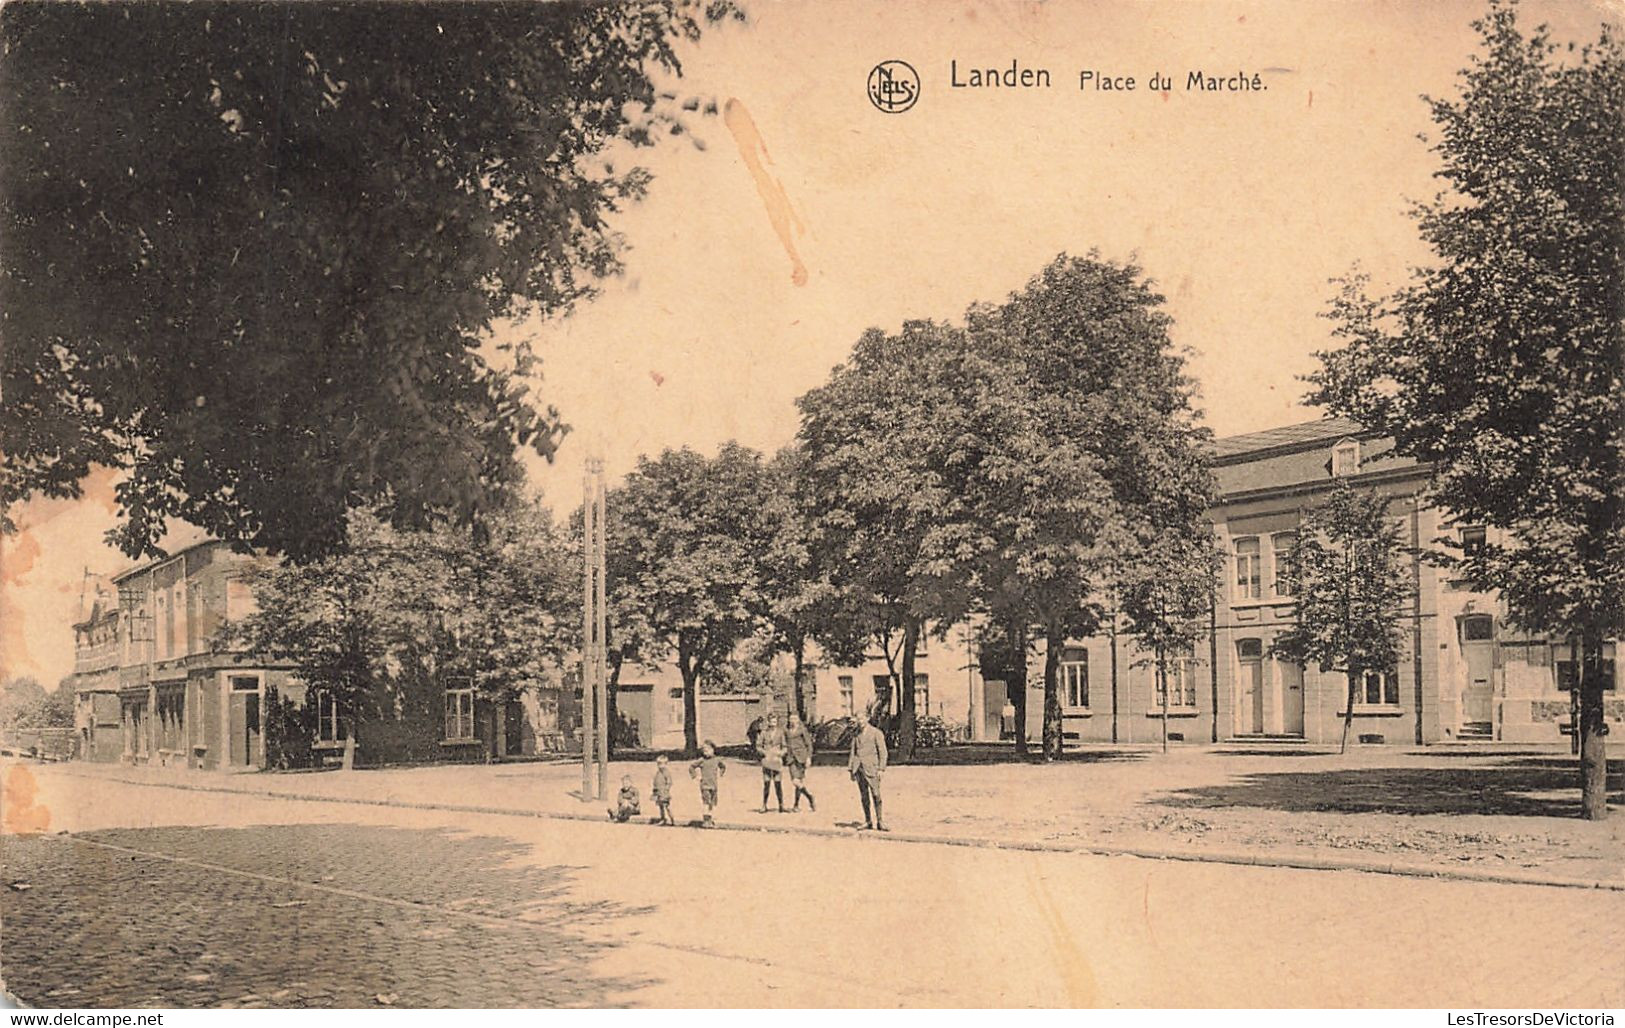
[651, 755, 675, 825]
[688, 741, 726, 827]
[607, 773, 641, 823]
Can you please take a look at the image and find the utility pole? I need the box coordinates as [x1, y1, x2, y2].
[594, 464, 609, 803]
[1410, 493, 1425, 746]
[581, 460, 598, 801]
[581, 457, 609, 802]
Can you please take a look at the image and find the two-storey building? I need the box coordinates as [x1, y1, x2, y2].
[82, 535, 571, 769]
[803, 417, 1619, 748]
[109, 537, 299, 769]
[68, 586, 122, 761]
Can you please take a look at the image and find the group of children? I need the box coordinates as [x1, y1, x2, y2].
[607, 709, 887, 831]
[607, 742, 729, 828]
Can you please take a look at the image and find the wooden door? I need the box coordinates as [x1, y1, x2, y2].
[1280, 662, 1305, 736]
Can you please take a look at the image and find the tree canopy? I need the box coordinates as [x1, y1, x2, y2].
[605, 442, 780, 755]
[1271, 483, 1411, 753]
[797, 320, 982, 756]
[1, 0, 733, 559]
[963, 254, 1214, 760]
[230, 501, 577, 763]
[796, 253, 1214, 760]
[1307, 1, 1622, 809]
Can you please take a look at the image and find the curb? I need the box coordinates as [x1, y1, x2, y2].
[34, 764, 1625, 893]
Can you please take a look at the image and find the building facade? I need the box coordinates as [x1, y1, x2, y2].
[68, 591, 122, 761]
[75, 419, 1615, 763]
[79, 537, 572, 770]
[108, 539, 300, 769]
[806, 418, 1619, 748]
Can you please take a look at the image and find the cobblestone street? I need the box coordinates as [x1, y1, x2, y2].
[4, 760, 1624, 1008]
[2, 824, 650, 1007]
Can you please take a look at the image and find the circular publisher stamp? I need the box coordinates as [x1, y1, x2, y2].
[868, 60, 920, 113]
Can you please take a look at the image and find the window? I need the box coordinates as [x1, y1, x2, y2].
[229, 674, 259, 692]
[912, 673, 930, 716]
[157, 593, 171, 659]
[1061, 648, 1089, 708]
[838, 675, 855, 716]
[1556, 655, 1617, 692]
[444, 682, 475, 741]
[1156, 655, 1199, 709]
[1461, 615, 1494, 642]
[1459, 526, 1487, 555]
[1332, 440, 1360, 477]
[873, 674, 894, 709]
[226, 578, 257, 622]
[1234, 538, 1262, 600]
[1236, 638, 1263, 660]
[1356, 668, 1400, 707]
[315, 692, 344, 743]
[171, 583, 188, 657]
[915, 634, 928, 657]
[1272, 533, 1296, 598]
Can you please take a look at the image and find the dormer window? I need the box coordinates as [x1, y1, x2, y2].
[1331, 440, 1360, 477]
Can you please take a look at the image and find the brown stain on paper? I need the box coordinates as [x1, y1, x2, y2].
[723, 98, 809, 287]
[1027, 866, 1098, 1006]
[0, 530, 43, 676]
[3, 764, 53, 835]
[1, 528, 42, 588]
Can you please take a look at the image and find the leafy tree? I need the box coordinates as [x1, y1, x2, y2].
[1308, 3, 1622, 814]
[963, 254, 1214, 761]
[754, 447, 828, 720]
[232, 501, 577, 762]
[0, 675, 69, 734]
[797, 321, 981, 759]
[1, 0, 734, 560]
[1118, 529, 1220, 752]
[605, 443, 778, 756]
[1, 675, 46, 710]
[1270, 483, 1412, 754]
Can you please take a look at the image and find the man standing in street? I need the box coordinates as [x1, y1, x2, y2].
[848, 707, 888, 831]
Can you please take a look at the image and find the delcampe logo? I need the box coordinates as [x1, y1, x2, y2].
[867, 60, 920, 113]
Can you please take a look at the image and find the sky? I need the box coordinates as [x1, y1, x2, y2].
[2, 0, 1615, 689]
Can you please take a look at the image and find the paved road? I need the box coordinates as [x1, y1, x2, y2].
[3, 762, 1622, 1008]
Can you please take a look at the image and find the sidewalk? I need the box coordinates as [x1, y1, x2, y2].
[40, 745, 1625, 888]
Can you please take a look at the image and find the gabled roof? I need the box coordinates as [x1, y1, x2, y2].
[1209, 416, 1365, 462]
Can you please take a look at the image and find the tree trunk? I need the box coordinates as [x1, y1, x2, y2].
[1208, 590, 1220, 744]
[606, 651, 624, 757]
[792, 641, 808, 722]
[876, 629, 899, 724]
[679, 642, 700, 758]
[1341, 669, 1357, 755]
[1108, 614, 1120, 744]
[1041, 622, 1063, 762]
[1579, 631, 1608, 820]
[1158, 649, 1169, 754]
[898, 618, 920, 761]
[1008, 616, 1029, 758]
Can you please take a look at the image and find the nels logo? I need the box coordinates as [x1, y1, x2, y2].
[867, 60, 919, 113]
